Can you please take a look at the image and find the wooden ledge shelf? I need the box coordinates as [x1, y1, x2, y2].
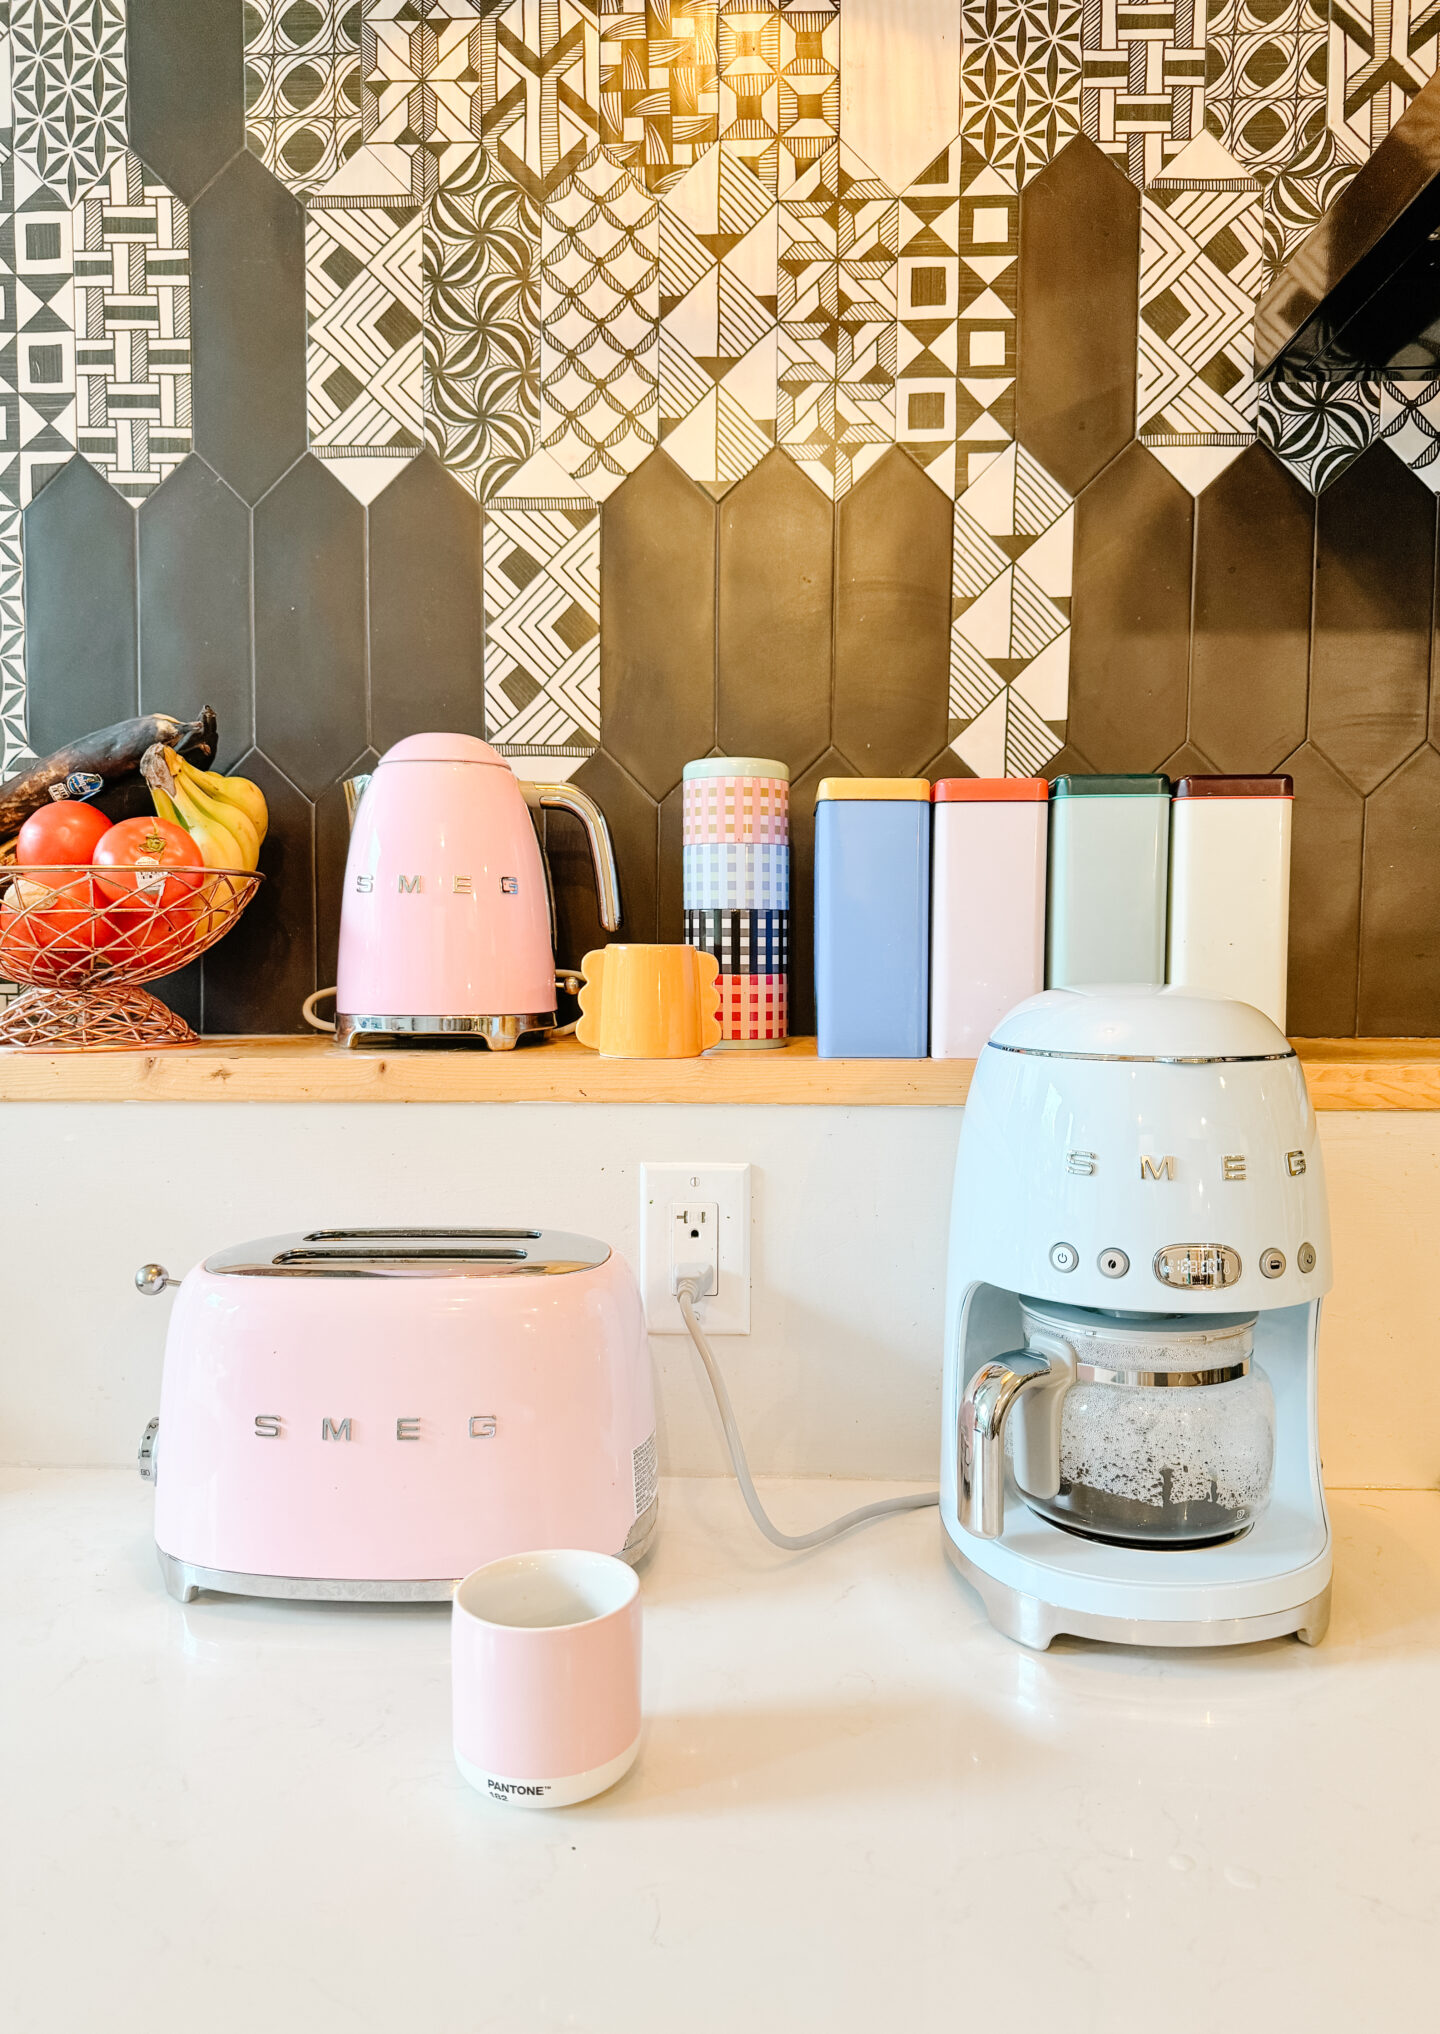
[0, 1032, 1437, 1107]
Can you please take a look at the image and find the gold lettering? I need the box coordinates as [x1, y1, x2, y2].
[1222, 1155, 1247, 1181]
[452, 875, 471, 894]
[1286, 1150, 1307, 1177]
[1140, 1155, 1175, 1182]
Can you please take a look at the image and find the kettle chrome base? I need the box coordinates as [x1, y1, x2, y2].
[336, 1010, 558, 1050]
[942, 1529, 1330, 1651]
[154, 1496, 660, 1604]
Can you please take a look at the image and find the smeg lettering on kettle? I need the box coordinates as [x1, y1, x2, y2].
[1063, 1148, 1307, 1179]
[351, 873, 516, 895]
[252, 1414, 500, 1440]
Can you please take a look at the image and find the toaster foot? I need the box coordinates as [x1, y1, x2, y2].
[154, 1548, 459, 1604]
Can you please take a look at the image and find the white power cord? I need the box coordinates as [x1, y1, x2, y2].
[674, 1273, 939, 1552]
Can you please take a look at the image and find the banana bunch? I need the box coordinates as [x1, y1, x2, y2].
[140, 744, 269, 871]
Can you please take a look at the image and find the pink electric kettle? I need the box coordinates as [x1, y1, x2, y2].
[334, 734, 621, 1048]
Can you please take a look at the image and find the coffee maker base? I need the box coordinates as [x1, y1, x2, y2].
[942, 1529, 1331, 1651]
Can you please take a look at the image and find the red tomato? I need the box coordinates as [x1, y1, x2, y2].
[92, 817, 203, 909]
[105, 896, 204, 973]
[0, 873, 107, 982]
[16, 798, 113, 870]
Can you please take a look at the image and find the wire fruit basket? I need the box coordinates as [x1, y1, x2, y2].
[0, 864, 263, 1048]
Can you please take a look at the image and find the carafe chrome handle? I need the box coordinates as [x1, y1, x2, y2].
[958, 1331, 1075, 1540]
[525, 782, 622, 933]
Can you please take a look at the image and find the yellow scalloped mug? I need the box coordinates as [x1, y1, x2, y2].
[576, 945, 722, 1058]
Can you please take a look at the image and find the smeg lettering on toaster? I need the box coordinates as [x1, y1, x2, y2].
[252, 1414, 499, 1440]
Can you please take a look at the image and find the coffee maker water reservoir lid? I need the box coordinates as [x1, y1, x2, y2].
[988, 985, 1293, 1065]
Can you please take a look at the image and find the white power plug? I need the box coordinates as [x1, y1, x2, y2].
[668, 1200, 719, 1298]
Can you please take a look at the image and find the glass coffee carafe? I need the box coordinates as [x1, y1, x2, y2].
[960, 1299, 1275, 1550]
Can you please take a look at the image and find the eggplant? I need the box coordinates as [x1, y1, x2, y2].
[0, 707, 218, 841]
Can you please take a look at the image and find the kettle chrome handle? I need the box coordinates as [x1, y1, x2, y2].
[958, 1331, 1075, 1539]
[525, 782, 622, 933]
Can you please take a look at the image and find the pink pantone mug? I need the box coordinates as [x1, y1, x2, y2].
[452, 1550, 642, 1809]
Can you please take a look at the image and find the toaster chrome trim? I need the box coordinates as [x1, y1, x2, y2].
[155, 1498, 660, 1605]
[203, 1228, 611, 1278]
[335, 1010, 557, 1050]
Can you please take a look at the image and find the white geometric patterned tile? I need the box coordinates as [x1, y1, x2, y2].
[895, 138, 960, 495]
[362, 6, 487, 203]
[718, 0, 781, 191]
[0, 505, 31, 776]
[425, 143, 541, 504]
[1256, 372, 1379, 494]
[245, 0, 362, 197]
[471, 0, 603, 202]
[72, 153, 191, 502]
[483, 503, 601, 765]
[11, 0, 125, 205]
[308, 151, 423, 505]
[777, 139, 896, 498]
[839, 0, 962, 197]
[776, 1, 838, 190]
[1138, 133, 1261, 497]
[6, 154, 77, 505]
[962, 0, 1081, 194]
[1203, 0, 1358, 275]
[658, 144, 776, 491]
[540, 147, 659, 500]
[1328, 0, 1440, 165]
[1081, 0, 1204, 187]
[601, 0, 721, 194]
[950, 443, 1072, 777]
[1378, 376, 1440, 491]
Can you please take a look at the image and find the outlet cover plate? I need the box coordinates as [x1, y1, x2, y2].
[640, 1161, 751, 1334]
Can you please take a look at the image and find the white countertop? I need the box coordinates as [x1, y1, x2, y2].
[4, 1469, 1439, 2033]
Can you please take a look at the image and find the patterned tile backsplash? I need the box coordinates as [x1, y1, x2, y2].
[6, 0, 1440, 1036]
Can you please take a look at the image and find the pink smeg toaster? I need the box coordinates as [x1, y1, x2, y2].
[136, 1228, 658, 1604]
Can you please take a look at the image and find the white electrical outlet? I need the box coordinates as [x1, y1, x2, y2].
[640, 1162, 751, 1334]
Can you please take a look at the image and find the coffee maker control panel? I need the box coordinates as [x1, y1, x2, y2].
[1154, 1243, 1243, 1290]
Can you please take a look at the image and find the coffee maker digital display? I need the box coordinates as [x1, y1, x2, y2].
[940, 984, 1332, 1651]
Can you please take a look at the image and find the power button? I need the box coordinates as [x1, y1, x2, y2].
[1049, 1242, 1079, 1273]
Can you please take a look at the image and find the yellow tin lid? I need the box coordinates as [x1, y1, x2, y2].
[816, 778, 931, 802]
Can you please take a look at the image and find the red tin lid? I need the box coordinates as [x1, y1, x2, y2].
[933, 778, 1050, 802]
[1174, 775, 1294, 798]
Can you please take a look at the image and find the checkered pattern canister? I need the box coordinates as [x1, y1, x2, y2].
[681, 757, 790, 1048]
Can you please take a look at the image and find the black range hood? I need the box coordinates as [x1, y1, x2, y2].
[1256, 69, 1440, 383]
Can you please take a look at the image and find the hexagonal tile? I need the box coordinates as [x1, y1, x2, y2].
[1016, 139, 1139, 497]
[717, 449, 832, 778]
[1068, 442, 1191, 771]
[1281, 740, 1364, 1038]
[834, 447, 950, 775]
[1311, 442, 1433, 797]
[599, 450, 716, 800]
[1191, 443, 1312, 773]
[1359, 745, 1440, 1035]
[191, 149, 307, 503]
